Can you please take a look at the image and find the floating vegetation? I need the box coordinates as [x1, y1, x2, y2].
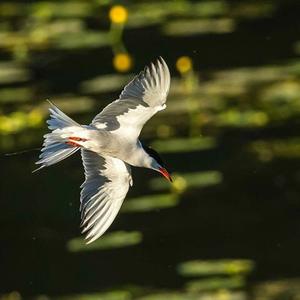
[249, 138, 300, 161]
[149, 171, 222, 192]
[128, 1, 228, 28]
[67, 231, 142, 252]
[231, 2, 275, 18]
[0, 109, 43, 135]
[191, 0, 228, 17]
[258, 80, 300, 121]
[163, 97, 204, 115]
[53, 290, 131, 300]
[0, 62, 31, 84]
[253, 278, 300, 300]
[151, 137, 217, 153]
[46, 96, 95, 115]
[177, 259, 254, 277]
[186, 276, 245, 292]
[0, 87, 33, 103]
[260, 80, 300, 104]
[138, 292, 198, 300]
[122, 194, 179, 214]
[30, 1, 93, 19]
[52, 31, 110, 50]
[155, 124, 174, 139]
[80, 74, 132, 94]
[216, 109, 269, 128]
[0, 95, 94, 136]
[210, 65, 292, 89]
[138, 290, 246, 300]
[0, 289, 249, 300]
[163, 18, 235, 36]
[0, 291, 22, 300]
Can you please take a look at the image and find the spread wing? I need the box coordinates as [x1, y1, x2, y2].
[80, 149, 132, 244]
[92, 57, 170, 140]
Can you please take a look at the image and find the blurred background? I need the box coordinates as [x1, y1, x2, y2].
[1, 0, 300, 299]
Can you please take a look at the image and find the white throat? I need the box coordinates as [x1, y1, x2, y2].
[121, 141, 159, 170]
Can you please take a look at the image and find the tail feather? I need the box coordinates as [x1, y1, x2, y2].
[34, 101, 82, 172]
[47, 100, 79, 130]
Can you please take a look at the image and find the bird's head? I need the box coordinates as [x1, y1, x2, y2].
[142, 144, 172, 182]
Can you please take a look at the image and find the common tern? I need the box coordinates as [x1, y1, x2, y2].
[35, 57, 172, 243]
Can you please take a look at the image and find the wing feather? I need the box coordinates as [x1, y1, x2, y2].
[80, 149, 132, 244]
[92, 57, 170, 140]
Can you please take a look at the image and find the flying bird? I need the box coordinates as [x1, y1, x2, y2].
[35, 57, 172, 244]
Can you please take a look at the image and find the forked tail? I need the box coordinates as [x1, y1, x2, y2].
[34, 101, 86, 172]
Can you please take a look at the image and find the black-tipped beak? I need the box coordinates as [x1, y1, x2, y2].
[158, 167, 173, 182]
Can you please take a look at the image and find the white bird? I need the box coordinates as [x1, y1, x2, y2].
[35, 57, 172, 244]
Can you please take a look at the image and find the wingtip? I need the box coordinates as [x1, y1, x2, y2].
[158, 56, 165, 63]
[83, 225, 107, 244]
[157, 56, 167, 68]
[155, 56, 168, 71]
[143, 57, 168, 75]
[46, 99, 60, 110]
[85, 238, 93, 245]
[32, 164, 45, 174]
[46, 99, 54, 106]
[84, 234, 98, 244]
[155, 56, 170, 90]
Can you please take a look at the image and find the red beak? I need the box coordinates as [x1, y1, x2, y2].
[159, 167, 173, 182]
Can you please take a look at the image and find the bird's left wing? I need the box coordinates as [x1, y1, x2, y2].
[92, 57, 170, 141]
[80, 149, 132, 244]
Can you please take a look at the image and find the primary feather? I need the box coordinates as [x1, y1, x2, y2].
[92, 57, 170, 140]
[80, 150, 132, 244]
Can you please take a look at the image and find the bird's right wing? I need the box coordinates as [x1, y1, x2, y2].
[91, 57, 170, 141]
[80, 149, 132, 244]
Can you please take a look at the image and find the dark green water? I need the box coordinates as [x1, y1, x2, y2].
[1, 1, 300, 299]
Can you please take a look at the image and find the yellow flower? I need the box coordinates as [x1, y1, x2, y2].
[109, 5, 128, 24]
[176, 56, 192, 74]
[113, 53, 132, 72]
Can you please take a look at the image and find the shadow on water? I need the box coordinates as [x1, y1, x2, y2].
[1, 0, 300, 299]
